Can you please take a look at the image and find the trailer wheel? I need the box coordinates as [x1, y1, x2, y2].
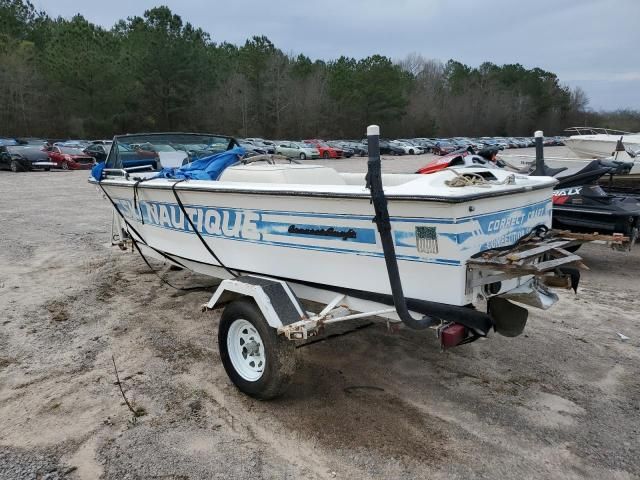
[218, 298, 298, 399]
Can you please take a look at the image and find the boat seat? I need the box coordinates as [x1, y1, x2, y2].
[219, 164, 347, 185]
[555, 160, 609, 181]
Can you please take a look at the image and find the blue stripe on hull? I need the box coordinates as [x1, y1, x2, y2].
[111, 197, 551, 266]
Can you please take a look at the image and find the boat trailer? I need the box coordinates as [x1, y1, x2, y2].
[203, 228, 588, 342]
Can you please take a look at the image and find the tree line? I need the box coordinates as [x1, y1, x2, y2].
[1, 1, 638, 140]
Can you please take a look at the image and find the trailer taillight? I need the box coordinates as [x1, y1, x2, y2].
[440, 323, 467, 349]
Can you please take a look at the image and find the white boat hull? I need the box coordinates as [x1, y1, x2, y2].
[98, 177, 553, 307]
[509, 150, 640, 176]
[565, 135, 640, 159]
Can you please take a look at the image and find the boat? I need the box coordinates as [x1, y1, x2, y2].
[564, 126, 640, 159]
[91, 127, 585, 398]
[501, 135, 640, 193]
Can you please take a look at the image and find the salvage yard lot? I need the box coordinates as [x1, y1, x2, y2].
[1, 150, 639, 479]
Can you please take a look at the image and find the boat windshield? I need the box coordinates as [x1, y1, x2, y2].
[565, 126, 633, 136]
[105, 133, 239, 170]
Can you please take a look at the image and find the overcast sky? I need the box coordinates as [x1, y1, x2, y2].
[33, 0, 640, 111]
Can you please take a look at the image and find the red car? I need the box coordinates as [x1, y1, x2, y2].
[431, 141, 460, 156]
[45, 145, 96, 170]
[303, 139, 343, 159]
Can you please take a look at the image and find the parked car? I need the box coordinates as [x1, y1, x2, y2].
[327, 141, 355, 157]
[327, 141, 357, 158]
[45, 145, 96, 170]
[243, 139, 275, 154]
[239, 141, 267, 156]
[411, 139, 436, 152]
[343, 141, 368, 156]
[0, 145, 55, 172]
[432, 141, 459, 155]
[114, 143, 159, 169]
[492, 138, 509, 149]
[84, 143, 111, 162]
[391, 140, 423, 155]
[479, 138, 506, 150]
[245, 137, 273, 146]
[276, 142, 320, 159]
[378, 140, 405, 156]
[303, 140, 343, 159]
[16, 137, 47, 146]
[55, 140, 90, 149]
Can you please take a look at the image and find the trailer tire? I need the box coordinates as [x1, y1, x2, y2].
[218, 298, 298, 400]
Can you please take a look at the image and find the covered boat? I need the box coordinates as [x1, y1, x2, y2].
[90, 126, 584, 398]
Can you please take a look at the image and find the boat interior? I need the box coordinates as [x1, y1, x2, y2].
[123, 163, 445, 187]
[101, 133, 521, 189]
[219, 164, 419, 186]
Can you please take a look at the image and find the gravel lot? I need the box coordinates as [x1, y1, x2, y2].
[1, 147, 639, 479]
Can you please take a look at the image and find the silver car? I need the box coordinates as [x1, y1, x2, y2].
[276, 142, 320, 160]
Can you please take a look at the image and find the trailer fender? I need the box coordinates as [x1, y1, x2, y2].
[205, 276, 306, 329]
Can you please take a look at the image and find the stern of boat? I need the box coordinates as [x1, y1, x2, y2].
[464, 227, 586, 338]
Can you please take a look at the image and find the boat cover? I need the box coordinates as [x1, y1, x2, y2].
[154, 146, 246, 180]
[91, 161, 106, 180]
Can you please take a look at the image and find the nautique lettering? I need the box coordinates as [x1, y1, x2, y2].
[115, 199, 262, 241]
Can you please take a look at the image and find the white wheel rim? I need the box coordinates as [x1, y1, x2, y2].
[227, 319, 265, 382]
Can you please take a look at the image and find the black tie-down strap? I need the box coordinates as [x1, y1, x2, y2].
[133, 179, 145, 224]
[97, 182, 213, 291]
[170, 179, 238, 278]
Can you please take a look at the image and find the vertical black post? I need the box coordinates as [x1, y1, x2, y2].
[366, 124, 381, 168]
[366, 125, 390, 243]
[533, 130, 544, 175]
[365, 124, 432, 330]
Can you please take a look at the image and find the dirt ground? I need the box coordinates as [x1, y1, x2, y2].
[1, 147, 639, 479]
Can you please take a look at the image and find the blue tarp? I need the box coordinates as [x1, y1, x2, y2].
[91, 161, 106, 180]
[154, 146, 246, 181]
